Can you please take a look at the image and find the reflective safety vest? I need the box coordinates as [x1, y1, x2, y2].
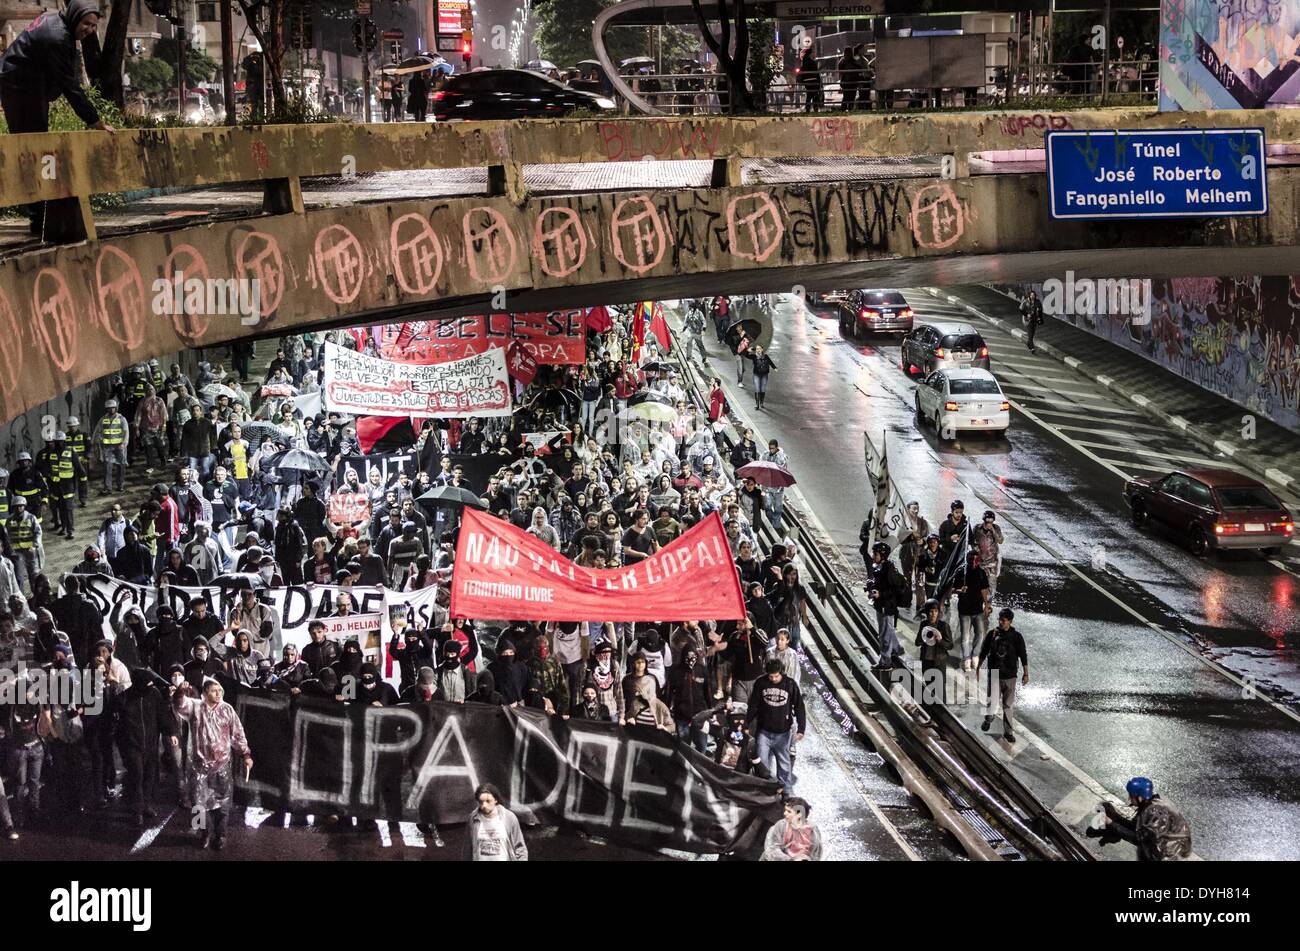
[132, 376, 147, 399]
[0, 490, 8, 522]
[151, 369, 164, 390]
[37, 447, 59, 475]
[230, 440, 249, 480]
[67, 430, 88, 457]
[101, 416, 125, 446]
[9, 515, 34, 549]
[57, 449, 77, 497]
[14, 484, 40, 499]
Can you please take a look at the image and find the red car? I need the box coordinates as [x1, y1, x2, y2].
[1124, 468, 1293, 557]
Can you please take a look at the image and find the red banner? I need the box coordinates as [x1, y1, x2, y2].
[380, 312, 586, 365]
[449, 508, 746, 622]
[329, 490, 371, 525]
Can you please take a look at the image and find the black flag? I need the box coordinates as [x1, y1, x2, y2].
[934, 523, 970, 603]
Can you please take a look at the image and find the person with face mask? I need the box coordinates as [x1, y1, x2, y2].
[113, 606, 148, 669]
[183, 637, 224, 693]
[573, 683, 611, 721]
[468, 669, 504, 706]
[171, 678, 253, 851]
[526, 634, 569, 716]
[434, 639, 476, 703]
[299, 667, 341, 701]
[487, 636, 528, 707]
[584, 641, 623, 722]
[389, 626, 435, 694]
[331, 639, 365, 690]
[666, 645, 710, 752]
[142, 605, 185, 673]
[356, 663, 399, 706]
[400, 666, 438, 703]
[118, 668, 172, 828]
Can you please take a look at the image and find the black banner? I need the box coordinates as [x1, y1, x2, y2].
[230, 686, 782, 853]
[332, 451, 420, 491]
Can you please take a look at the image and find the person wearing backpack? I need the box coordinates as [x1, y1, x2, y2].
[867, 542, 908, 669]
[976, 608, 1029, 743]
[955, 550, 991, 671]
[684, 304, 708, 365]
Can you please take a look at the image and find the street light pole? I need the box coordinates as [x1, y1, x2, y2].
[220, 0, 235, 123]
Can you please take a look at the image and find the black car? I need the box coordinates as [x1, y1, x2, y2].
[837, 289, 914, 339]
[433, 69, 616, 121]
[900, 320, 991, 377]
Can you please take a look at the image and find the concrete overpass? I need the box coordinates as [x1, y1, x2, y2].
[0, 108, 1297, 423]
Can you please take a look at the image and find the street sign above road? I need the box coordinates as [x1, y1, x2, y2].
[1046, 128, 1268, 220]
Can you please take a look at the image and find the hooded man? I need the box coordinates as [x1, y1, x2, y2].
[183, 636, 224, 693]
[468, 669, 504, 705]
[118, 667, 171, 827]
[0, 0, 115, 241]
[113, 605, 148, 669]
[666, 644, 710, 751]
[331, 638, 365, 690]
[487, 636, 528, 707]
[356, 662, 399, 706]
[433, 638, 476, 704]
[526, 634, 569, 716]
[144, 603, 185, 673]
[224, 629, 264, 686]
[272, 644, 311, 693]
[389, 626, 435, 694]
[401, 666, 439, 704]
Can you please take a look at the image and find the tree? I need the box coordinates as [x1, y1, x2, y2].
[86, 0, 137, 111]
[237, 0, 288, 110]
[126, 56, 176, 97]
[154, 34, 219, 86]
[690, 0, 752, 113]
[746, 17, 775, 111]
[534, 0, 696, 68]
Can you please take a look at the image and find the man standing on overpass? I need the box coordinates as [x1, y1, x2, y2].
[0, 1, 116, 241]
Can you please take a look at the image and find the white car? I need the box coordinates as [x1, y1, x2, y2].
[914, 368, 1010, 439]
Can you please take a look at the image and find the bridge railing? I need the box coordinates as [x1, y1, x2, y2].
[1, 108, 1296, 245]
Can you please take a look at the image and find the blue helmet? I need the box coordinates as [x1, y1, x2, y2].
[1126, 777, 1154, 800]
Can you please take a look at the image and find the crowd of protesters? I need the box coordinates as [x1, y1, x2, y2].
[0, 300, 825, 857]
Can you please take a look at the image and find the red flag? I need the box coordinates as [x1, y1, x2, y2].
[585, 305, 612, 334]
[649, 303, 672, 352]
[505, 340, 539, 386]
[632, 302, 646, 362]
[450, 508, 746, 622]
[355, 415, 406, 454]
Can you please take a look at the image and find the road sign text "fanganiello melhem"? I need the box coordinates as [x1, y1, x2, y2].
[1046, 128, 1268, 220]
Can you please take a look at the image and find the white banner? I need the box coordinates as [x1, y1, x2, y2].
[321, 342, 512, 418]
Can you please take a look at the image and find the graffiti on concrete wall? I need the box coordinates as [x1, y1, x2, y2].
[1160, 0, 1300, 110]
[0, 178, 975, 425]
[1021, 275, 1300, 434]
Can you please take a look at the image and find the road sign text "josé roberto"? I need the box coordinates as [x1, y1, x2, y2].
[1046, 128, 1268, 220]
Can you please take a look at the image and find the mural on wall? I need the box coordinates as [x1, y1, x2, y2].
[1019, 276, 1300, 434]
[1160, 0, 1300, 110]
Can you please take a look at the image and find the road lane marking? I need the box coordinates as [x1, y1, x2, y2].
[1069, 439, 1237, 466]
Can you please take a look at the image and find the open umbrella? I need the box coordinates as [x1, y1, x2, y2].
[235, 421, 284, 446]
[535, 387, 580, 417]
[620, 56, 655, 69]
[431, 62, 455, 75]
[526, 59, 558, 72]
[200, 383, 242, 402]
[418, 485, 487, 510]
[626, 390, 677, 423]
[273, 447, 331, 474]
[381, 55, 439, 75]
[576, 59, 603, 68]
[641, 360, 674, 374]
[725, 317, 762, 351]
[736, 460, 797, 488]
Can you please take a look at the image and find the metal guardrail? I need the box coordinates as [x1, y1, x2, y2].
[668, 315, 1092, 861]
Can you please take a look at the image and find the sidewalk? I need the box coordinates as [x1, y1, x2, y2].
[933, 285, 1300, 505]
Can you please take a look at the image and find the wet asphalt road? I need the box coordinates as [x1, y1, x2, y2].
[694, 291, 1300, 861]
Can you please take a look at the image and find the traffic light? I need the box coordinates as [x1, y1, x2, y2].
[461, 30, 472, 65]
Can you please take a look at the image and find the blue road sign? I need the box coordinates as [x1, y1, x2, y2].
[1045, 128, 1268, 220]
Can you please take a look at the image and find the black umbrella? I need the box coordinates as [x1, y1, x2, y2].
[381, 55, 439, 75]
[536, 387, 580, 416]
[725, 317, 762, 351]
[418, 485, 487, 510]
[236, 422, 284, 446]
[626, 390, 678, 422]
[208, 572, 265, 590]
[641, 361, 674, 373]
